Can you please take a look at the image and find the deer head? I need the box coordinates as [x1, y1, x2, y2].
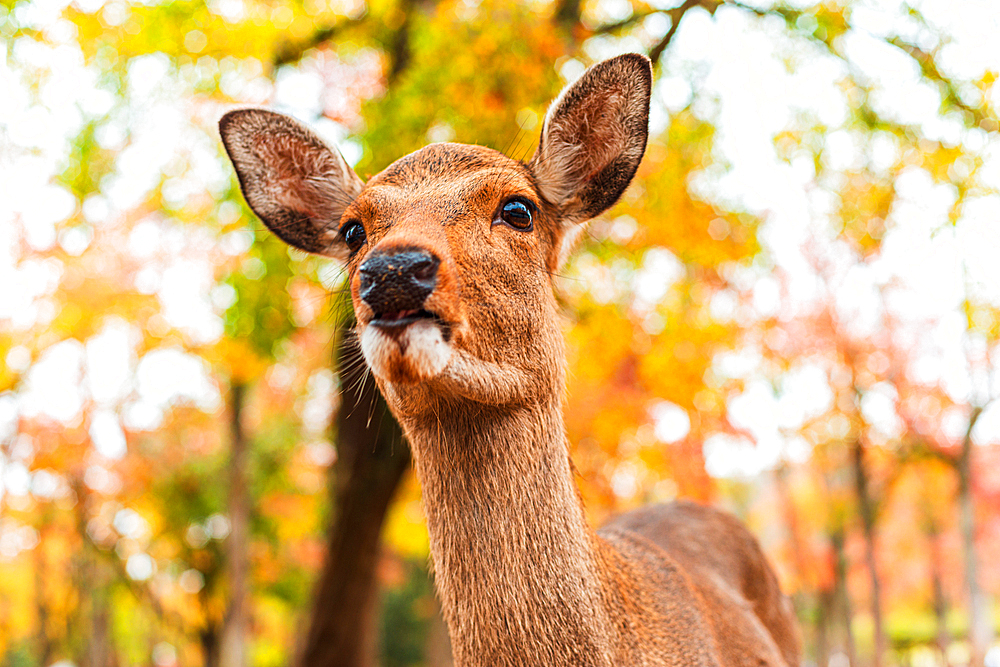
[220, 54, 652, 418]
[220, 56, 805, 667]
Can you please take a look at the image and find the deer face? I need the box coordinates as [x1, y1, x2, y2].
[220, 54, 651, 412]
[338, 143, 562, 390]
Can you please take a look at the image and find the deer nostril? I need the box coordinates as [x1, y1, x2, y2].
[412, 259, 437, 282]
[359, 248, 440, 316]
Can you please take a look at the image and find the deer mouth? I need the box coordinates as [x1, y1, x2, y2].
[370, 309, 452, 341]
[371, 308, 435, 327]
[360, 307, 455, 384]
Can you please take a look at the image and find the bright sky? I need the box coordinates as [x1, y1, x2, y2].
[2, 0, 1000, 512]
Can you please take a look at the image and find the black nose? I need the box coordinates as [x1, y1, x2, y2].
[359, 248, 440, 315]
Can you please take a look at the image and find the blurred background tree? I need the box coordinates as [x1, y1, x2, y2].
[1, 0, 999, 666]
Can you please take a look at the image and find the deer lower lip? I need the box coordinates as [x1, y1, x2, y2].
[370, 309, 453, 342]
[371, 309, 438, 329]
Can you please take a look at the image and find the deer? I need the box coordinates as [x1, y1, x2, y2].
[219, 53, 801, 667]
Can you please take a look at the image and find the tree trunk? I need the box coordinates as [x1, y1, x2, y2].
[851, 439, 885, 667]
[928, 522, 950, 666]
[816, 587, 834, 667]
[831, 527, 857, 667]
[773, 465, 811, 657]
[298, 332, 409, 667]
[85, 556, 115, 667]
[220, 381, 250, 667]
[34, 527, 52, 667]
[774, 465, 806, 600]
[958, 407, 992, 667]
[201, 626, 221, 667]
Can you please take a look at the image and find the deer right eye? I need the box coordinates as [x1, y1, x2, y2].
[342, 220, 367, 253]
[498, 198, 534, 231]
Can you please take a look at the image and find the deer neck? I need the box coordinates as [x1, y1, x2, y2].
[402, 396, 619, 666]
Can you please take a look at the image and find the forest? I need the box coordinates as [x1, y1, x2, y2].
[0, 0, 998, 665]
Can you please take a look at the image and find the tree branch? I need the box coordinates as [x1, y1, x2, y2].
[648, 0, 720, 67]
[726, 1, 995, 133]
[386, 0, 418, 85]
[960, 404, 985, 463]
[553, 0, 582, 33]
[592, 9, 658, 36]
[887, 36, 994, 130]
[272, 20, 356, 69]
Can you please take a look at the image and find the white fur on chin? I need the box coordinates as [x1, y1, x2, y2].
[359, 319, 452, 382]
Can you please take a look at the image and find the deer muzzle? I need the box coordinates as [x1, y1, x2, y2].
[359, 247, 440, 326]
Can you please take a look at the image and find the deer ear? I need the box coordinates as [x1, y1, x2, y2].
[530, 53, 652, 223]
[219, 109, 364, 259]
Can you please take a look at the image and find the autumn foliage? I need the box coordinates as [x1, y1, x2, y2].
[1, 0, 999, 666]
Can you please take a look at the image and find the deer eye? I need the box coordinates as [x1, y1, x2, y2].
[341, 220, 366, 253]
[498, 198, 534, 231]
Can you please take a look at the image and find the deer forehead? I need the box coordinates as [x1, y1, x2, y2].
[373, 142, 532, 185]
[355, 143, 539, 220]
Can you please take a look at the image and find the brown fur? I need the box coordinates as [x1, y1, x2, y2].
[221, 53, 801, 667]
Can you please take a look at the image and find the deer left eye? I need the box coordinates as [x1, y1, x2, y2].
[341, 220, 367, 253]
[499, 199, 534, 231]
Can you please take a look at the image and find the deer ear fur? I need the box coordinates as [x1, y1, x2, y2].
[530, 53, 652, 223]
[219, 109, 364, 259]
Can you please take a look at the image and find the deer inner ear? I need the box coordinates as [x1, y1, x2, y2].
[219, 109, 364, 259]
[530, 53, 652, 223]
